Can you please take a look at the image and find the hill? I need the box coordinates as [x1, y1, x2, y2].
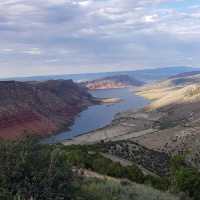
[65, 70, 200, 176]
[83, 75, 144, 90]
[170, 71, 200, 78]
[0, 137, 181, 200]
[0, 80, 95, 139]
[137, 70, 200, 109]
[133, 71, 200, 170]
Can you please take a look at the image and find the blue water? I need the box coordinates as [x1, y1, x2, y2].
[46, 88, 149, 143]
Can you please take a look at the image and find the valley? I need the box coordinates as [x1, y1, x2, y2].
[0, 74, 148, 140]
[1, 68, 200, 199]
[46, 87, 149, 143]
[2, 0, 200, 198]
[64, 71, 200, 173]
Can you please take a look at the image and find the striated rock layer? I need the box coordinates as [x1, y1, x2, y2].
[83, 75, 144, 90]
[0, 80, 95, 139]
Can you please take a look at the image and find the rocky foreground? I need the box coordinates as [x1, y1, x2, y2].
[0, 80, 96, 139]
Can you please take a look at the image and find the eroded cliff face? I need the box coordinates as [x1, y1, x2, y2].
[0, 80, 95, 139]
[83, 75, 144, 90]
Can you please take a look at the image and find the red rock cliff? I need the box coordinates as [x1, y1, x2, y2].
[83, 75, 144, 90]
[0, 80, 95, 139]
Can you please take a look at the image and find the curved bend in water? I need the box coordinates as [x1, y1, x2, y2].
[46, 88, 149, 143]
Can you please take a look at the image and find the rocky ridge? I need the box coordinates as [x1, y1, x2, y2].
[0, 80, 96, 139]
[83, 75, 144, 90]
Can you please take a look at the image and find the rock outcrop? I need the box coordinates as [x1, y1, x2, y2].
[0, 80, 95, 139]
[102, 141, 170, 176]
[83, 75, 144, 90]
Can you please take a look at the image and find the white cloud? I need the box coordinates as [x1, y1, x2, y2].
[0, 0, 199, 77]
[75, 0, 91, 7]
[1, 48, 14, 52]
[7, 4, 37, 15]
[46, 0, 68, 5]
[23, 48, 42, 55]
[144, 14, 159, 23]
[45, 59, 60, 63]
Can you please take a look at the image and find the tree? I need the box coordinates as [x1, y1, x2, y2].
[0, 136, 75, 200]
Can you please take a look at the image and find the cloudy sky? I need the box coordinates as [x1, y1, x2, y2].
[0, 0, 200, 77]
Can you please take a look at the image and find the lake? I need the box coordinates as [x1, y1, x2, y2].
[46, 88, 149, 143]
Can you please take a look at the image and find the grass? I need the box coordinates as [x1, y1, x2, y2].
[79, 178, 180, 200]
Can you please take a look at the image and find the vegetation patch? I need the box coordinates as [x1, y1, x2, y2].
[79, 178, 178, 200]
[1, 136, 200, 199]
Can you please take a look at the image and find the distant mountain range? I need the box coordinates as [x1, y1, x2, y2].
[2, 66, 199, 82]
[83, 75, 144, 90]
[170, 70, 200, 79]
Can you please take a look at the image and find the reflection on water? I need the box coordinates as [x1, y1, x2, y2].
[46, 88, 149, 143]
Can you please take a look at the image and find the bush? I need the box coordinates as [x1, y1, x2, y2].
[0, 136, 75, 200]
[144, 175, 170, 191]
[173, 167, 200, 199]
[170, 155, 200, 200]
[124, 166, 145, 183]
[63, 146, 145, 184]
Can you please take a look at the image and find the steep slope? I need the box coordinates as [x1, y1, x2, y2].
[83, 75, 144, 90]
[133, 72, 200, 168]
[0, 80, 95, 139]
[137, 71, 200, 110]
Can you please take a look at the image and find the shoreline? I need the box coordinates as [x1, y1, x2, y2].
[46, 87, 150, 144]
[62, 95, 150, 146]
[44, 95, 123, 143]
[61, 107, 153, 146]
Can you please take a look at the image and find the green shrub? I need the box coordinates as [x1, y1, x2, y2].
[0, 136, 74, 200]
[173, 167, 200, 200]
[144, 175, 170, 191]
[64, 147, 145, 184]
[169, 155, 200, 199]
[123, 166, 145, 183]
[78, 178, 179, 200]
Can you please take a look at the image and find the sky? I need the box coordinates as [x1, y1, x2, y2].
[0, 0, 200, 78]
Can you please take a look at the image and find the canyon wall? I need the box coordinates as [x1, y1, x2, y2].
[0, 80, 95, 139]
